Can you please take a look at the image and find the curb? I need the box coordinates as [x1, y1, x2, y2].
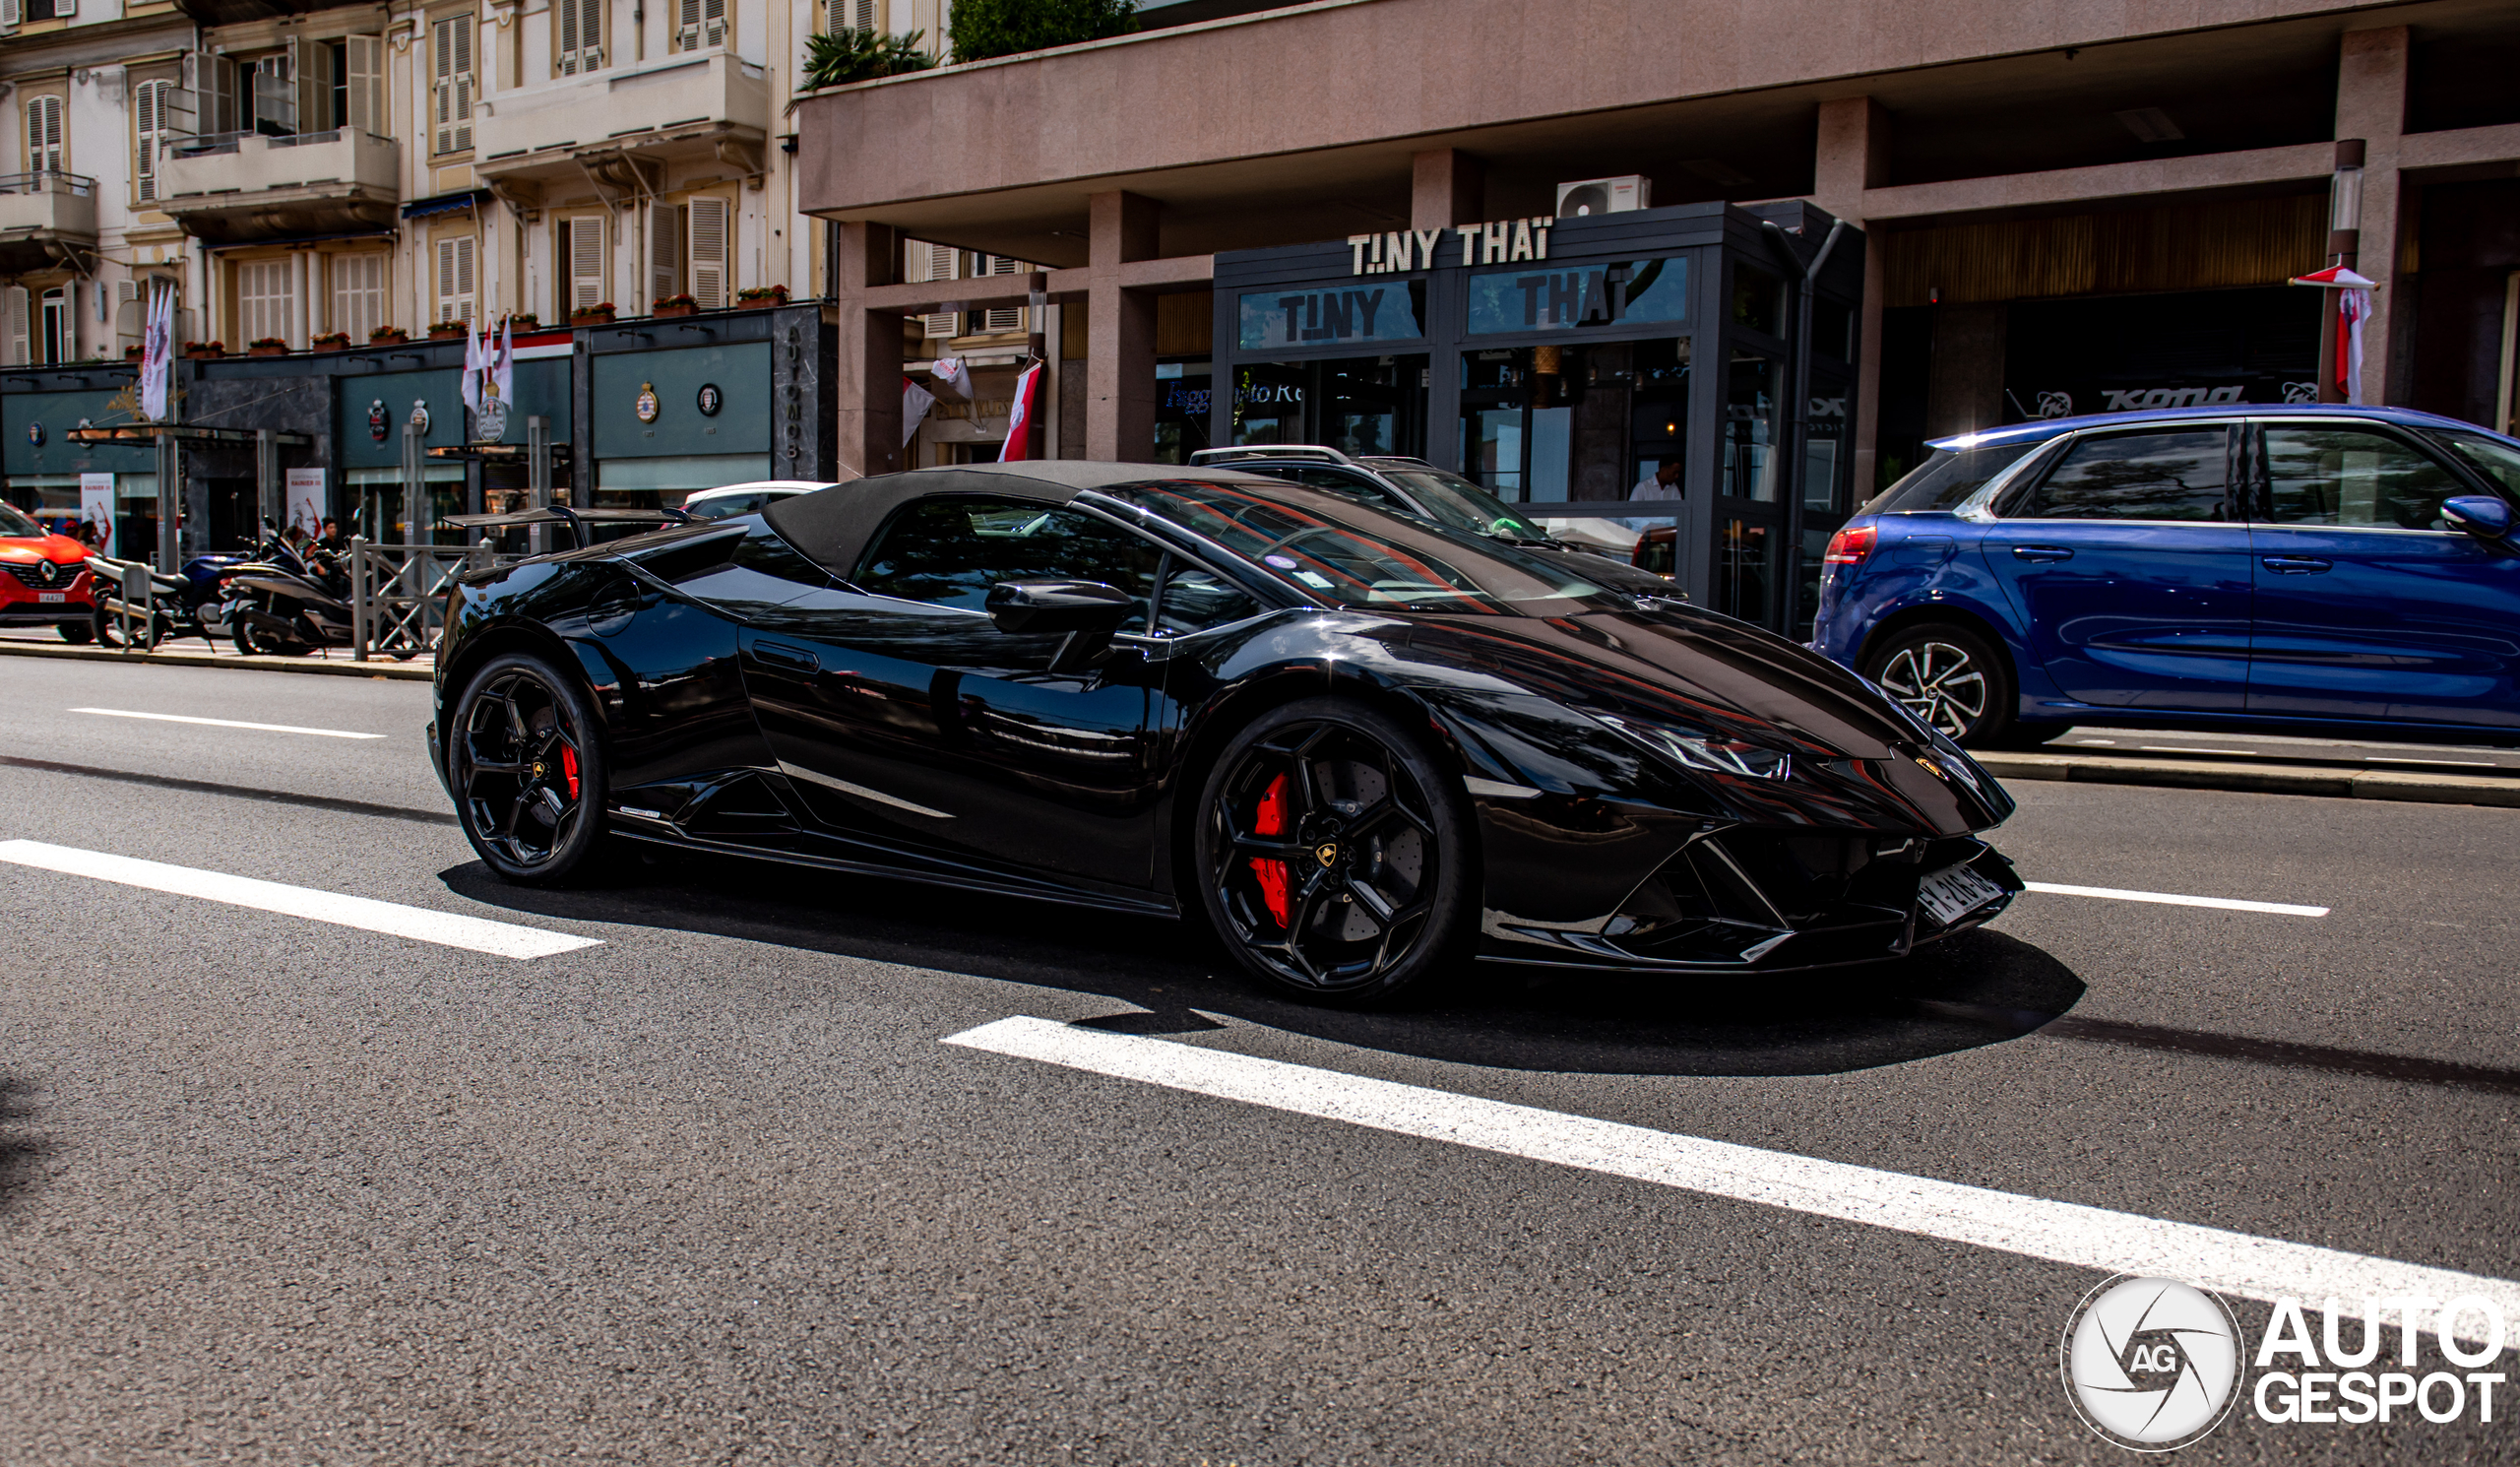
[1976, 750, 2520, 810]
[0, 640, 434, 681]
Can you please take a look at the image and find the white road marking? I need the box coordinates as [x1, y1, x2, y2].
[777, 759, 954, 818]
[945, 1016, 2518, 1338]
[2366, 755, 2497, 768]
[2138, 745, 2241, 756]
[71, 707, 386, 739]
[0, 841, 598, 959]
[2021, 881, 2327, 917]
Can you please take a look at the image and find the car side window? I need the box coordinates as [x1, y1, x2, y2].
[1153, 559, 1261, 635]
[2262, 426, 2470, 530]
[2021, 430, 2231, 521]
[1290, 466, 1410, 510]
[855, 496, 1158, 630]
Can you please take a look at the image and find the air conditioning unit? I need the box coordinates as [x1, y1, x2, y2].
[1555, 175, 1652, 219]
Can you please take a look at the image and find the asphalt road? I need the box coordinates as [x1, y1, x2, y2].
[1, 656, 2513, 1465]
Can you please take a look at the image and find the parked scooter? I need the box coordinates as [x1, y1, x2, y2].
[85, 549, 253, 651]
[216, 522, 408, 658]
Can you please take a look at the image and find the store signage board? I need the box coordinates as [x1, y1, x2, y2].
[1238, 283, 1426, 351]
[1347, 217, 1558, 275]
[1466, 257, 1689, 335]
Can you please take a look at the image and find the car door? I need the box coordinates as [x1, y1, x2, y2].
[737, 494, 1171, 894]
[2244, 420, 2520, 729]
[1975, 423, 2252, 710]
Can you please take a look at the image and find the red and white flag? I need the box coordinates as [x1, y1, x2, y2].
[2290, 266, 2377, 406]
[998, 361, 1043, 463]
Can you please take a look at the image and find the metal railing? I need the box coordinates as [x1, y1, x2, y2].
[83, 555, 155, 652]
[0, 168, 97, 197]
[347, 538, 498, 662]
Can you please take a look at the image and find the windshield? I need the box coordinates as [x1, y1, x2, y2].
[1111, 478, 1616, 615]
[2432, 428, 2520, 499]
[1376, 467, 1547, 541]
[0, 502, 45, 539]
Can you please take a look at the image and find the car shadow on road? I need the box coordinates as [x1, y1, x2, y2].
[0, 1080, 49, 1214]
[438, 853, 2087, 1079]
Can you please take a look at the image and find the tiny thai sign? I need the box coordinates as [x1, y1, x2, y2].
[1347, 217, 1557, 275]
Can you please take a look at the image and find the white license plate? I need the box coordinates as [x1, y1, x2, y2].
[1919, 863, 2004, 926]
[35, 592, 65, 604]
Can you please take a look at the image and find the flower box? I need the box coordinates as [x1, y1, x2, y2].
[367, 328, 410, 346]
[248, 339, 289, 357]
[182, 342, 225, 360]
[653, 294, 700, 319]
[426, 323, 469, 341]
[569, 304, 616, 326]
[735, 286, 789, 310]
[310, 333, 352, 352]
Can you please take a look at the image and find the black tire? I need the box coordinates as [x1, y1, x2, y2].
[233, 608, 310, 658]
[56, 618, 94, 644]
[1192, 697, 1478, 1005]
[1861, 622, 2021, 747]
[448, 652, 610, 885]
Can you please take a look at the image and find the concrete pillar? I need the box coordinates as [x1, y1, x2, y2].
[831, 221, 903, 477]
[2337, 27, 2409, 405]
[1412, 149, 1484, 231]
[1085, 190, 1159, 462]
[1813, 96, 1889, 495]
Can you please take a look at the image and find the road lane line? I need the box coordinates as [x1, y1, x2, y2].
[0, 841, 597, 959]
[71, 707, 386, 739]
[2022, 882, 2327, 917]
[2366, 755, 2496, 767]
[945, 1016, 2517, 1335]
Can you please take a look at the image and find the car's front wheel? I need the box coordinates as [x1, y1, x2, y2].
[450, 652, 608, 884]
[1193, 698, 1477, 1005]
[56, 617, 94, 644]
[1862, 622, 2031, 747]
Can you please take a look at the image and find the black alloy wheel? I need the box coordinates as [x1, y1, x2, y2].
[1863, 622, 2024, 748]
[451, 652, 608, 883]
[1194, 698, 1476, 1004]
[231, 596, 311, 657]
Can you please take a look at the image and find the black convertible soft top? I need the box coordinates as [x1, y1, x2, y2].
[760, 461, 1268, 581]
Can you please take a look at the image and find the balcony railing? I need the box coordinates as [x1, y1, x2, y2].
[158, 131, 401, 242]
[0, 169, 97, 198]
[474, 52, 768, 176]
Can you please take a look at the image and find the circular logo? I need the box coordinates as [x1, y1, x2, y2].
[696, 383, 723, 416]
[409, 400, 432, 434]
[475, 395, 509, 443]
[635, 382, 660, 423]
[368, 400, 388, 442]
[2061, 1277, 2241, 1451]
[26, 421, 43, 447]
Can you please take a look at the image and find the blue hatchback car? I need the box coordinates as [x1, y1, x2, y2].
[1810, 405, 2520, 746]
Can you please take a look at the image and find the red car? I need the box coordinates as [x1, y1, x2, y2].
[0, 502, 97, 642]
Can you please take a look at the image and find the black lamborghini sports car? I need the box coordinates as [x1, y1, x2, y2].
[428, 462, 2021, 1003]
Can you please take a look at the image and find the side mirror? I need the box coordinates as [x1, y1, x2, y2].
[984, 579, 1135, 636]
[2442, 495, 2513, 541]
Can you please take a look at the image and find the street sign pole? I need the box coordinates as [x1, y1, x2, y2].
[254, 428, 277, 545]
[155, 430, 177, 574]
[527, 414, 550, 556]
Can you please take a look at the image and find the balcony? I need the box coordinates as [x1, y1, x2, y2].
[0, 171, 98, 276]
[158, 130, 401, 244]
[473, 52, 769, 207]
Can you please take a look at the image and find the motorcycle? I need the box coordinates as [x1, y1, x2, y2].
[86, 549, 254, 652]
[216, 523, 419, 659]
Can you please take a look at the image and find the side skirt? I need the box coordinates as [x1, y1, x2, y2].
[607, 828, 1183, 920]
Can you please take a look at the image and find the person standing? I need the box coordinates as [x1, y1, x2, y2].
[1631, 459, 1684, 499]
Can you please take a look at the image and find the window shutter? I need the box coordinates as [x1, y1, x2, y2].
[3, 287, 28, 366]
[979, 254, 1025, 334]
[649, 204, 680, 308]
[454, 20, 473, 151]
[436, 236, 475, 324]
[687, 196, 727, 310]
[52, 0, 72, 16]
[0, 0, 21, 32]
[558, 0, 579, 73]
[851, 0, 877, 32]
[296, 37, 333, 134]
[332, 252, 385, 340]
[568, 217, 606, 308]
[28, 96, 64, 175]
[134, 81, 163, 202]
[911, 241, 959, 339]
[346, 36, 381, 136]
[704, 0, 725, 46]
[557, 0, 602, 75]
[433, 17, 473, 154]
[676, 0, 697, 50]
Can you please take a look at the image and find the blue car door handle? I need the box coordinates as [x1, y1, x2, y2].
[2011, 545, 2074, 562]
[2259, 555, 2333, 574]
[754, 641, 820, 673]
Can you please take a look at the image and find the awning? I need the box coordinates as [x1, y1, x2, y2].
[402, 189, 491, 221]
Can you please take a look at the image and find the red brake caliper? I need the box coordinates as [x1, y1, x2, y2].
[1246, 772, 1291, 928]
[561, 745, 581, 799]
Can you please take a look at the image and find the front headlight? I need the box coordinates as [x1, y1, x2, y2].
[1595, 713, 1794, 781]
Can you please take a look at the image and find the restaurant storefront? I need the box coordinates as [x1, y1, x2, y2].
[1208, 201, 1863, 630]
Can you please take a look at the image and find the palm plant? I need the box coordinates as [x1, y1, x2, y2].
[803, 28, 935, 91]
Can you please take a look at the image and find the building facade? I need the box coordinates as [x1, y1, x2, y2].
[796, 0, 2520, 634]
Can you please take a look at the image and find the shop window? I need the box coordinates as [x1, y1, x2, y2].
[431, 14, 475, 155]
[1719, 518, 1772, 623]
[237, 259, 291, 346]
[1230, 363, 1305, 446]
[1152, 362, 1212, 465]
[331, 253, 387, 340]
[1465, 258, 1685, 337]
[1460, 341, 1686, 503]
[1805, 379, 1851, 513]
[1732, 266, 1781, 338]
[1724, 354, 1780, 501]
[25, 95, 64, 173]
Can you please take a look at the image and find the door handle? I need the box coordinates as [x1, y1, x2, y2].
[2259, 555, 2333, 574]
[2011, 545, 2074, 562]
[753, 641, 819, 674]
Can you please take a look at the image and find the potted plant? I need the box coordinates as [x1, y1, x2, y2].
[569, 301, 615, 326]
[123, 344, 143, 361]
[653, 292, 700, 319]
[182, 341, 225, 360]
[504, 313, 541, 333]
[735, 285, 789, 309]
[368, 324, 410, 346]
[426, 320, 469, 341]
[311, 331, 352, 352]
[248, 337, 290, 357]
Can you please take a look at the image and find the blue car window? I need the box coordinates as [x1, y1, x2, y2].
[2430, 428, 2520, 501]
[2022, 430, 2229, 521]
[2262, 428, 2468, 530]
[1862, 441, 2037, 514]
[856, 496, 1158, 630]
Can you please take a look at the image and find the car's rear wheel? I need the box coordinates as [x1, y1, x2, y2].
[56, 618, 94, 644]
[450, 652, 608, 884]
[1193, 698, 1476, 1005]
[1862, 622, 2029, 747]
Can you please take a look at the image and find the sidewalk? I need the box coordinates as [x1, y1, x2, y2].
[0, 628, 434, 680]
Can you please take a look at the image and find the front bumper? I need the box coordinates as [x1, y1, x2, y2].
[1480, 830, 2022, 974]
